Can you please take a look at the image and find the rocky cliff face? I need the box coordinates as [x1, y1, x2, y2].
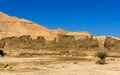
[0, 11, 120, 58]
[0, 12, 91, 41]
[0, 12, 120, 54]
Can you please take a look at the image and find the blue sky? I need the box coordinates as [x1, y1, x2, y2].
[0, 0, 120, 37]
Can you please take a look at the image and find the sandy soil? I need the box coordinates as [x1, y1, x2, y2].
[0, 57, 120, 75]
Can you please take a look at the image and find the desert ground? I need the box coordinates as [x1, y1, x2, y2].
[0, 56, 120, 75]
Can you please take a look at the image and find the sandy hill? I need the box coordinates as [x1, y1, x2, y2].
[0, 12, 91, 40]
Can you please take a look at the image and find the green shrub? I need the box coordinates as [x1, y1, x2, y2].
[95, 51, 108, 64]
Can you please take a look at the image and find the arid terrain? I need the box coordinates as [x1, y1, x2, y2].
[0, 12, 120, 75]
[0, 56, 120, 75]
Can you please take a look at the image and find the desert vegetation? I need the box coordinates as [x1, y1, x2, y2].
[96, 51, 108, 64]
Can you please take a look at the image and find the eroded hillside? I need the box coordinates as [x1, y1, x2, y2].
[0, 12, 120, 57]
[0, 12, 91, 40]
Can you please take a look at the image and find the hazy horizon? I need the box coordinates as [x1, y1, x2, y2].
[0, 0, 120, 37]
